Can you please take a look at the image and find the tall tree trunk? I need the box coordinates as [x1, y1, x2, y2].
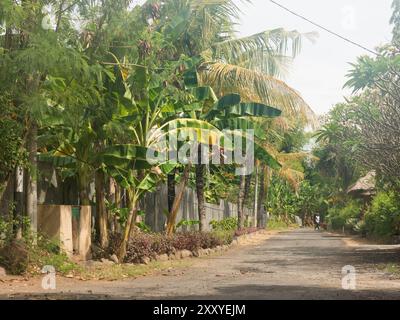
[14, 167, 24, 239]
[254, 165, 259, 228]
[237, 175, 246, 230]
[166, 165, 191, 236]
[243, 174, 252, 206]
[26, 121, 37, 236]
[242, 174, 252, 227]
[257, 166, 266, 228]
[196, 163, 206, 231]
[167, 170, 176, 214]
[95, 169, 109, 249]
[0, 173, 9, 202]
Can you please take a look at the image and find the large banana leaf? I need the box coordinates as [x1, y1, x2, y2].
[190, 86, 217, 103]
[213, 117, 255, 131]
[216, 93, 241, 109]
[107, 166, 159, 191]
[99, 145, 156, 170]
[38, 153, 77, 168]
[206, 100, 281, 121]
[226, 102, 282, 118]
[183, 70, 199, 88]
[155, 118, 224, 146]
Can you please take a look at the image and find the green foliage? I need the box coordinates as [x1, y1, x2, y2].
[29, 235, 78, 275]
[0, 232, 77, 275]
[0, 215, 30, 243]
[137, 210, 151, 233]
[0, 103, 25, 185]
[365, 192, 400, 238]
[267, 216, 292, 230]
[392, 0, 400, 41]
[176, 219, 200, 229]
[211, 230, 235, 245]
[326, 200, 362, 231]
[210, 217, 238, 231]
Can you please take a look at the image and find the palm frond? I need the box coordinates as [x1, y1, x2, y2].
[198, 62, 318, 126]
[278, 167, 304, 191]
[212, 28, 318, 75]
[276, 152, 318, 163]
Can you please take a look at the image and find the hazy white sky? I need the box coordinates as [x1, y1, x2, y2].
[236, 0, 394, 115]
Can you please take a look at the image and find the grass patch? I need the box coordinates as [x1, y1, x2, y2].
[377, 263, 400, 278]
[267, 219, 298, 231]
[27, 236, 81, 276]
[77, 259, 194, 281]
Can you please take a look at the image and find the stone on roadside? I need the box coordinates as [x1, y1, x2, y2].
[110, 254, 119, 264]
[0, 266, 6, 277]
[100, 258, 114, 265]
[156, 254, 169, 262]
[192, 250, 200, 257]
[180, 250, 192, 258]
[141, 257, 151, 265]
[169, 252, 179, 260]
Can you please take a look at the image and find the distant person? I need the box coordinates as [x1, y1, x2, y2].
[314, 214, 321, 230]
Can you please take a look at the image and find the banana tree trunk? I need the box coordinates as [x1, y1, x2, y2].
[166, 165, 191, 236]
[26, 121, 38, 236]
[78, 166, 91, 206]
[111, 179, 120, 234]
[195, 163, 206, 231]
[237, 175, 246, 230]
[95, 169, 109, 249]
[167, 170, 176, 214]
[242, 174, 252, 227]
[117, 188, 138, 262]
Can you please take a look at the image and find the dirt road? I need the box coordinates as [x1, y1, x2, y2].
[1, 229, 400, 300]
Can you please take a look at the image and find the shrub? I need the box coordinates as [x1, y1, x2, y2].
[234, 227, 258, 237]
[172, 232, 223, 252]
[210, 217, 238, 231]
[122, 231, 231, 264]
[0, 240, 29, 275]
[212, 230, 234, 245]
[365, 192, 400, 238]
[125, 232, 163, 263]
[29, 235, 77, 275]
[267, 216, 291, 230]
[327, 200, 361, 231]
[327, 207, 345, 230]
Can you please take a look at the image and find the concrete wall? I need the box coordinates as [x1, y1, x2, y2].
[38, 205, 74, 257]
[38, 205, 91, 260]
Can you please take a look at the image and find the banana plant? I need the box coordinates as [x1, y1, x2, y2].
[178, 69, 282, 231]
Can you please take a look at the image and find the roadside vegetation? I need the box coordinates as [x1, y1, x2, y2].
[0, 0, 400, 278]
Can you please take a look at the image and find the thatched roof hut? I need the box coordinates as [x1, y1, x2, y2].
[347, 171, 376, 198]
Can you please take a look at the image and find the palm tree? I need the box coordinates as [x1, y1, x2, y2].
[150, 0, 317, 231]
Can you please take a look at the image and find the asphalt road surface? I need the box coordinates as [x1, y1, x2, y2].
[1, 229, 400, 300]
